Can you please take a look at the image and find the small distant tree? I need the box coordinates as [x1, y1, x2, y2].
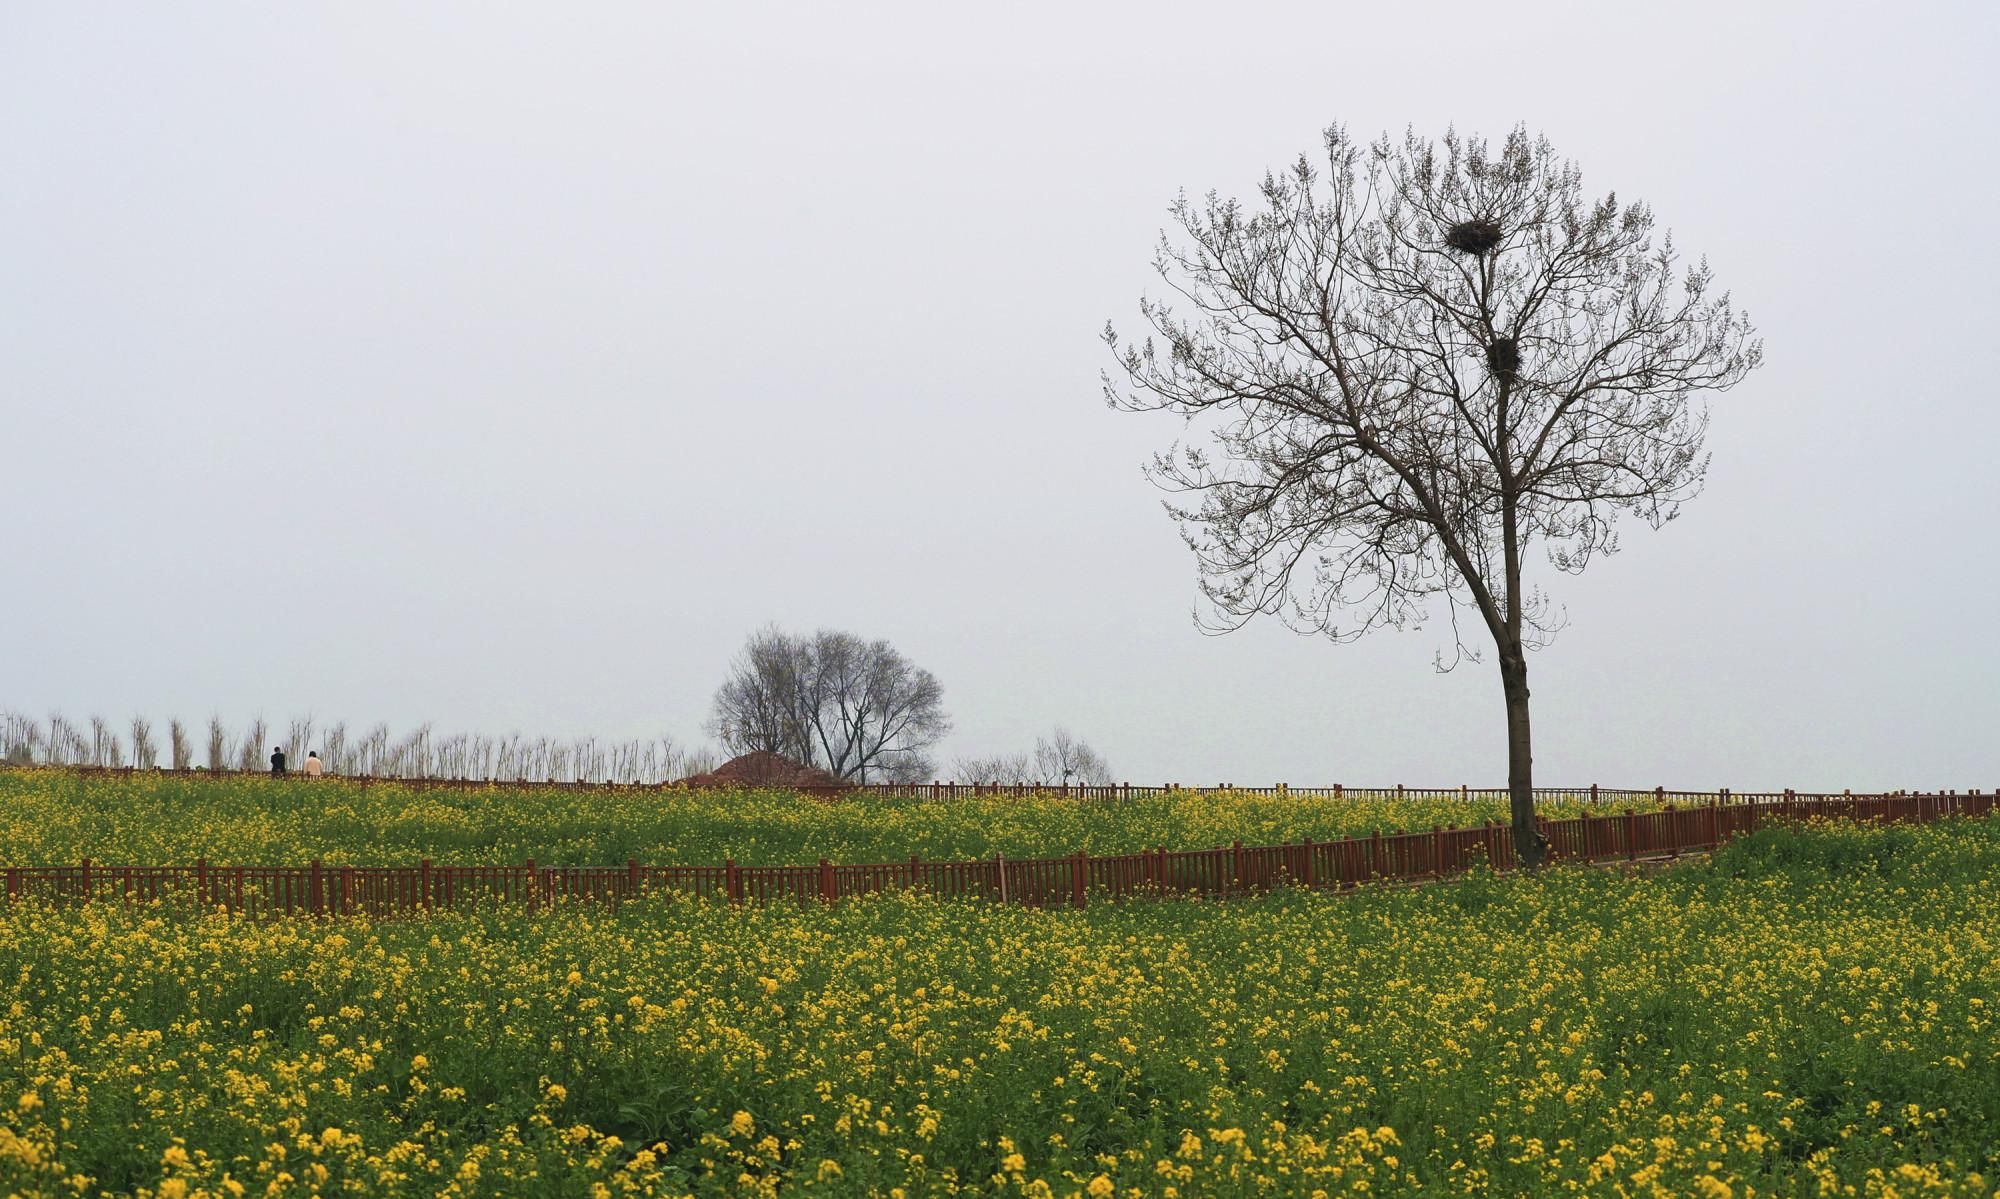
[951, 729, 1114, 787]
[206, 717, 230, 772]
[951, 752, 1032, 785]
[1107, 125, 1761, 865]
[322, 722, 348, 776]
[1, 713, 42, 765]
[130, 717, 157, 770]
[709, 625, 951, 783]
[168, 719, 193, 771]
[1033, 728, 1115, 786]
[287, 719, 315, 773]
[82, 715, 125, 767]
[238, 718, 268, 773]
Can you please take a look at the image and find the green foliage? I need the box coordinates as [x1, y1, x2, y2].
[0, 770, 1606, 866]
[1, 819, 1997, 1195]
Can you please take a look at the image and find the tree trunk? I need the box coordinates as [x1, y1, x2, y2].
[1500, 652, 1548, 868]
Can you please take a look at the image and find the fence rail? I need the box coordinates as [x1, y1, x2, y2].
[1, 788, 1991, 919]
[0, 763, 1937, 805]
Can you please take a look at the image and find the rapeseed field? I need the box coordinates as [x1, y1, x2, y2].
[0, 771, 1614, 866]
[2, 818, 1996, 1196]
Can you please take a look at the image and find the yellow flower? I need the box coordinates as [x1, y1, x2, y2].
[730, 1110, 756, 1137]
[1087, 1175, 1115, 1196]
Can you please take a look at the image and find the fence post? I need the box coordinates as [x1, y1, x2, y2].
[1624, 810, 1637, 862]
[725, 859, 741, 905]
[819, 858, 836, 903]
[1232, 840, 1245, 893]
[1396, 783, 1405, 798]
[1590, 782, 1599, 805]
[310, 859, 324, 915]
[196, 857, 209, 909]
[1370, 830, 1382, 880]
[1301, 836, 1315, 888]
[340, 865, 354, 915]
[627, 858, 641, 899]
[80, 858, 92, 903]
[1655, 785, 1665, 806]
[1072, 851, 1087, 908]
[525, 858, 537, 913]
[1665, 805, 1679, 859]
[421, 858, 433, 910]
[1334, 783, 1343, 800]
[1432, 825, 1444, 878]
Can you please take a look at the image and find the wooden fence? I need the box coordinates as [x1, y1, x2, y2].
[0, 788, 1991, 919]
[0, 763, 1872, 804]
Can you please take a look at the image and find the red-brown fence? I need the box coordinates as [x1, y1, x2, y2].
[1, 788, 1992, 919]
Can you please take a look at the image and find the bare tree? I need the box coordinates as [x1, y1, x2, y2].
[206, 716, 231, 772]
[951, 752, 1033, 785]
[48, 715, 85, 765]
[709, 626, 809, 761]
[130, 717, 157, 770]
[322, 722, 347, 776]
[709, 626, 951, 783]
[1106, 125, 1760, 865]
[1033, 728, 1115, 786]
[238, 718, 268, 773]
[952, 730, 1114, 787]
[168, 719, 193, 771]
[87, 715, 122, 767]
[13, 707, 723, 785]
[2, 712, 43, 765]
[286, 718, 315, 772]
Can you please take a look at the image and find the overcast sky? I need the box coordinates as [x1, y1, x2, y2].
[4, 1, 1995, 791]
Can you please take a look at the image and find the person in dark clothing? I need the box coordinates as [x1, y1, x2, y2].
[270, 746, 287, 777]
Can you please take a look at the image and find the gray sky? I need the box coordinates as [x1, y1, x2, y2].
[4, 1, 1996, 791]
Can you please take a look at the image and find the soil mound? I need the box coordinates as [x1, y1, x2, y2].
[678, 751, 854, 795]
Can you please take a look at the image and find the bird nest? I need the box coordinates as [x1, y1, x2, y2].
[1485, 338, 1521, 378]
[1445, 219, 1504, 255]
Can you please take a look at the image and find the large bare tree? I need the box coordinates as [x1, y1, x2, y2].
[1106, 126, 1761, 865]
[709, 625, 951, 783]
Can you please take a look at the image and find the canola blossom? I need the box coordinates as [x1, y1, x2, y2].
[1, 818, 1997, 1196]
[0, 770, 1620, 867]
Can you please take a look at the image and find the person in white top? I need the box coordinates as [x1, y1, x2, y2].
[304, 751, 324, 778]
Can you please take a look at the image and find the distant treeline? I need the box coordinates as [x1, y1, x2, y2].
[0, 711, 719, 783]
